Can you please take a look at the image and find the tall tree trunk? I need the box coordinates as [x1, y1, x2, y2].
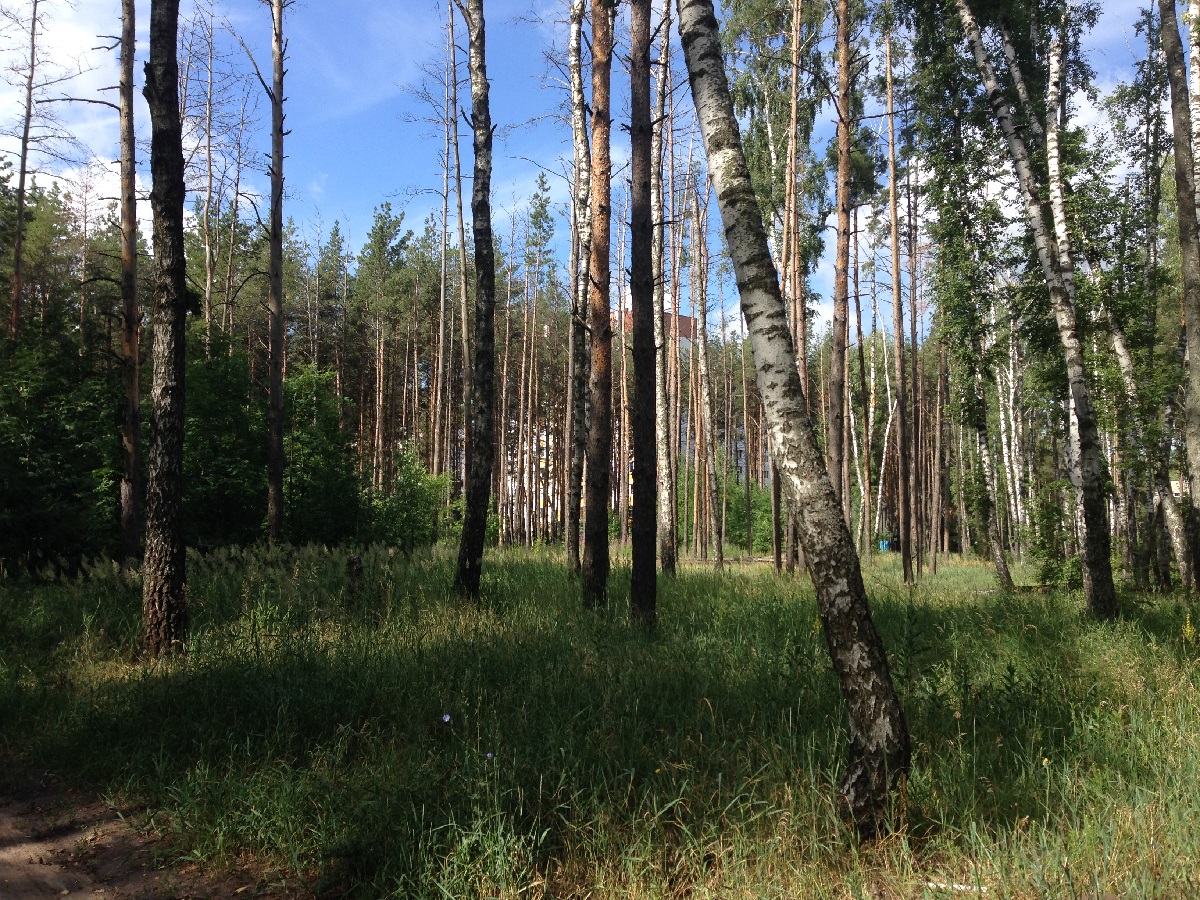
[886, 33, 913, 584]
[677, 0, 910, 835]
[1161, 0, 1200, 585]
[958, 0, 1116, 617]
[652, 5, 677, 576]
[201, 5, 216, 358]
[141, 0, 189, 657]
[433, 4, 454, 478]
[630, 0, 658, 621]
[930, 347, 945, 573]
[119, 0, 141, 565]
[454, 0, 497, 598]
[907, 172, 921, 574]
[266, 0, 286, 544]
[694, 184, 723, 570]
[566, 0, 591, 573]
[9, 0, 39, 338]
[450, 4, 473, 492]
[741, 325, 753, 558]
[828, 0, 851, 520]
[975, 374, 1015, 591]
[583, 0, 614, 608]
[854, 212, 871, 556]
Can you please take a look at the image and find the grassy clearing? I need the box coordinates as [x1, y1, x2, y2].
[2, 546, 1199, 898]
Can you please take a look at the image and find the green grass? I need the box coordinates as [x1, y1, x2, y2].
[2, 545, 1199, 898]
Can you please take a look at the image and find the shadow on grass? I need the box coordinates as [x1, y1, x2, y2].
[2, 548, 1198, 896]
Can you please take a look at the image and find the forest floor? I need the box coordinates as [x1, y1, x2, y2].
[3, 546, 1200, 898]
[0, 769, 297, 898]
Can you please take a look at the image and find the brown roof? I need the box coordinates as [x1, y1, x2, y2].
[616, 310, 696, 340]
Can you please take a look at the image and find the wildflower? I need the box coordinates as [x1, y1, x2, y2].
[1184, 612, 1196, 646]
[442, 714, 451, 724]
[486, 752, 494, 760]
[1042, 757, 1049, 767]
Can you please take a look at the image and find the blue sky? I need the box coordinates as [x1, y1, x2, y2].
[0, 0, 1156, 331]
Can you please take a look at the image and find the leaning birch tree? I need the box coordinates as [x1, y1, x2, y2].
[677, 0, 909, 835]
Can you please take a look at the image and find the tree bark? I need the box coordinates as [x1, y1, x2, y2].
[118, 0, 141, 565]
[694, 184, 723, 571]
[653, 0, 677, 576]
[677, 0, 910, 835]
[828, 0, 851, 520]
[1161, 0, 1200, 580]
[583, 0, 614, 608]
[140, 0, 189, 657]
[566, 0, 591, 572]
[8, 0, 39, 338]
[433, 2, 454, 478]
[886, 33, 912, 584]
[454, 0, 497, 598]
[266, 0, 286, 544]
[630, 0, 658, 620]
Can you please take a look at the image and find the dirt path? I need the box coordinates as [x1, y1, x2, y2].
[0, 775, 301, 899]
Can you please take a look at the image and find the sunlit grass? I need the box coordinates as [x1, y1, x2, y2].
[2, 546, 1199, 897]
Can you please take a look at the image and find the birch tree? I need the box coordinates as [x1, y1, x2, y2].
[565, 0, 590, 572]
[1160, 0, 1200, 573]
[677, 0, 909, 835]
[453, 0, 497, 598]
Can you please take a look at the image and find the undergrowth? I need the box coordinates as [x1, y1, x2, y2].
[2, 546, 1198, 898]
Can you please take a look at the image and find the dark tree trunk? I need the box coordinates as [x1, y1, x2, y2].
[677, 0, 910, 837]
[630, 0, 657, 622]
[886, 32, 913, 585]
[583, 0, 614, 608]
[266, 0, 286, 544]
[140, 0, 189, 657]
[454, 0, 497, 598]
[119, 0, 141, 565]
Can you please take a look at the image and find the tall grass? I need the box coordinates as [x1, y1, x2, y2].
[2, 546, 1198, 897]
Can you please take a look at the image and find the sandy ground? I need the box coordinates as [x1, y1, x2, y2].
[0, 774, 303, 899]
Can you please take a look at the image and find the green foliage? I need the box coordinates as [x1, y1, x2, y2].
[361, 445, 447, 552]
[0, 331, 120, 573]
[282, 367, 362, 546]
[184, 345, 268, 548]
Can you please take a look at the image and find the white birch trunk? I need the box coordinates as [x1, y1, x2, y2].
[678, 0, 908, 833]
